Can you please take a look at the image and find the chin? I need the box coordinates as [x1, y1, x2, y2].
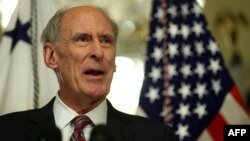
[87, 93, 107, 105]
[83, 88, 109, 98]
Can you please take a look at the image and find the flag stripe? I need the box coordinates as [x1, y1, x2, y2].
[207, 113, 226, 141]
[220, 92, 250, 124]
[231, 86, 250, 114]
[197, 129, 213, 141]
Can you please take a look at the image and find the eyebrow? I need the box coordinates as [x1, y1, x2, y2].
[71, 32, 116, 40]
[99, 33, 116, 40]
[71, 32, 90, 40]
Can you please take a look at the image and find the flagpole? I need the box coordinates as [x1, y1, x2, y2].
[31, 0, 39, 109]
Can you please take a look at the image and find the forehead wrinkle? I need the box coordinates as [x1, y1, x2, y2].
[60, 6, 115, 37]
[61, 6, 110, 26]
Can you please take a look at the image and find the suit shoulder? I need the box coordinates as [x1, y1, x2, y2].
[113, 110, 177, 140]
[113, 109, 157, 123]
[0, 98, 54, 123]
[108, 100, 170, 128]
[0, 109, 36, 123]
[113, 108, 171, 129]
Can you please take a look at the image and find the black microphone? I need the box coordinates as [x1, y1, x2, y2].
[90, 124, 115, 141]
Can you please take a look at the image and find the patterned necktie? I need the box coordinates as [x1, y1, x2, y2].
[70, 116, 91, 141]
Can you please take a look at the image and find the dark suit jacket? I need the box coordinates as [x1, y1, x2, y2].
[0, 98, 176, 141]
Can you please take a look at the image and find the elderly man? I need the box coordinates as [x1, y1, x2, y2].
[0, 6, 176, 141]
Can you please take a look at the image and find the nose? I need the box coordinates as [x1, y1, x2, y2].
[89, 39, 104, 61]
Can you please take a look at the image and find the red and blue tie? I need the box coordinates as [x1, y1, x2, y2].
[70, 116, 91, 141]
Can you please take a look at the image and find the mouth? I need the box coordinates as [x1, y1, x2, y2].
[85, 69, 104, 75]
[83, 69, 105, 79]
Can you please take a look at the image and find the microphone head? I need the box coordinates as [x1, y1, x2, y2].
[90, 124, 115, 141]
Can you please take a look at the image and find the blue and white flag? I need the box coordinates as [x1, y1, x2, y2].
[0, 0, 59, 115]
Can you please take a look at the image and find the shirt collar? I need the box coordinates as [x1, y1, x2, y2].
[86, 99, 107, 126]
[53, 94, 107, 130]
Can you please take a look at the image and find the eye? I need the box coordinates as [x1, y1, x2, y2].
[75, 33, 92, 42]
[71, 33, 92, 46]
[72, 33, 92, 43]
[99, 35, 115, 45]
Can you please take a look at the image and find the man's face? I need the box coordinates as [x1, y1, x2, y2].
[50, 7, 116, 100]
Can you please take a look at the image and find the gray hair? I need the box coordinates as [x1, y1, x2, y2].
[41, 6, 119, 45]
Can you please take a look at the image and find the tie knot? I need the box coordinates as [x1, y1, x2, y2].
[72, 116, 91, 131]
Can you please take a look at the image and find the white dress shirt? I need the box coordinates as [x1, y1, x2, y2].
[53, 94, 107, 141]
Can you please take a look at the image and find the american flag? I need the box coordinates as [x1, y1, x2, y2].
[138, 0, 250, 141]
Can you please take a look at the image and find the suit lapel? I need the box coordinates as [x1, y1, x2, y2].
[25, 97, 61, 141]
[106, 100, 134, 141]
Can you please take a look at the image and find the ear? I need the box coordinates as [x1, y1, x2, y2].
[43, 43, 58, 69]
